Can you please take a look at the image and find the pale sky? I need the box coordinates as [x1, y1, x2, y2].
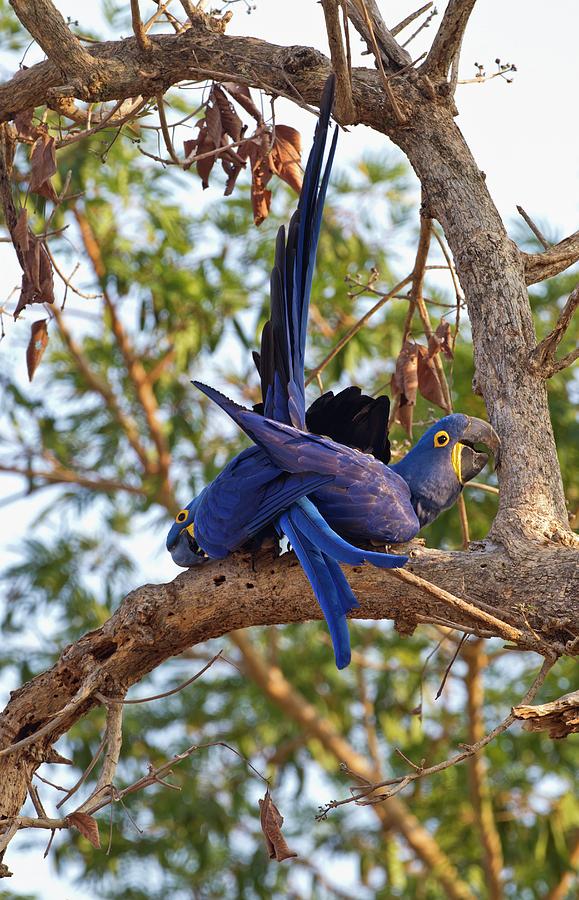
[1, 2, 578, 896]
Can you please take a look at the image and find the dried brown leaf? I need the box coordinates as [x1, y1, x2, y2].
[428, 320, 454, 360]
[212, 85, 244, 142]
[243, 132, 274, 226]
[270, 125, 303, 194]
[29, 133, 57, 201]
[396, 394, 414, 436]
[14, 107, 38, 140]
[67, 811, 100, 848]
[392, 342, 419, 436]
[26, 319, 48, 381]
[183, 138, 198, 169]
[13, 238, 54, 319]
[395, 341, 419, 405]
[13, 207, 29, 251]
[222, 82, 263, 123]
[189, 103, 224, 188]
[259, 790, 298, 863]
[417, 345, 450, 411]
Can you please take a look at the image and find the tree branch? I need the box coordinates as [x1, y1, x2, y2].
[8, 0, 97, 79]
[345, 0, 412, 69]
[464, 639, 504, 899]
[421, 0, 478, 79]
[391, 3, 433, 38]
[231, 630, 476, 900]
[321, 0, 356, 122]
[528, 284, 579, 378]
[0, 540, 576, 824]
[130, 0, 152, 52]
[524, 229, 579, 285]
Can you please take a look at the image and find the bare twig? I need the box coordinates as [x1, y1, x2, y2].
[401, 5, 438, 50]
[346, 0, 412, 69]
[435, 632, 469, 699]
[305, 273, 414, 386]
[55, 98, 148, 148]
[388, 568, 534, 648]
[457, 494, 470, 549]
[317, 655, 555, 816]
[77, 697, 124, 812]
[391, 3, 433, 37]
[529, 284, 579, 378]
[464, 481, 499, 495]
[56, 735, 107, 809]
[516, 205, 550, 250]
[156, 92, 181, 164]
[94, 651, 222, 705]
[352, 0, 407, 124]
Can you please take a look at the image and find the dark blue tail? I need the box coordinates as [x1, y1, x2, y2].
[279, 498, 407, 669]
[255, 75, 338, 429]
[279, 507, 356, 669]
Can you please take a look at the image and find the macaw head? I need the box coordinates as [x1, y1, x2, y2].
[166, 492, 208, 567]
[390, 414, 500, 528]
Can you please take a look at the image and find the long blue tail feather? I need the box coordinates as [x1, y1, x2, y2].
[279, 509, 351, 669]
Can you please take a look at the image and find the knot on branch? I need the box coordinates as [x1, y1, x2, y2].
[280, 46, 328, 78]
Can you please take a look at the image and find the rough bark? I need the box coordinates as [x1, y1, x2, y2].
[0, 1, 578, 876]
[0, 542, 577, 824]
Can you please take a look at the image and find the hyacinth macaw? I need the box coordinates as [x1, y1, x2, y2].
[167, 76, 500, 669]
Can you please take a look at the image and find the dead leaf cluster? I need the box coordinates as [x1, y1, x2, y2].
[391, 322, 454, 435]
[185, 84, 303, 225]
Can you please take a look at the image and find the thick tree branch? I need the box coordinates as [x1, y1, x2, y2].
[8, 0, 96, 78]
[524, 229, 579, 285]
[528, 284, 579, 377]
[0, 542, 576, 842]
[421, 0, 477, 79]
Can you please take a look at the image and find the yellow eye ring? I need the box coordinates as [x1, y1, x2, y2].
[175, 509, 189, 524]
[434, 430, 450, 448]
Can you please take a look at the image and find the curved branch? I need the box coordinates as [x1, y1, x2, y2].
[524, 229, 579, 285]
[0, 541, 576, 824]
[529, 284, 579, 377]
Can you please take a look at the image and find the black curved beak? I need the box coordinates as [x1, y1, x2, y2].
[460, 445, 489, 482]
[462, 416, 501, 472]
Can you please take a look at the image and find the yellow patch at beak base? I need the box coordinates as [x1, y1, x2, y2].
[451, 442, 463, 483]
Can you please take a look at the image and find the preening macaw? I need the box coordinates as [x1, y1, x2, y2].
[167, 76, 500, 669]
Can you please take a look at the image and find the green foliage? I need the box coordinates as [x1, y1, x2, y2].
[0, 32, 577, 900]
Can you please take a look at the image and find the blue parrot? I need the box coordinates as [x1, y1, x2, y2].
[167, 75, 500, 669]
